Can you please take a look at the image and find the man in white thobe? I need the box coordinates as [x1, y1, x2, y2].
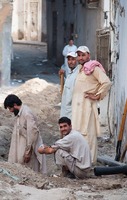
[62, 39, 77, 77]
[60, 51, 79, 119]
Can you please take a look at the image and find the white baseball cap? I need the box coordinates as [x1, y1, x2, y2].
[66, 52, 77, 58]
[76, 46, 90, 53]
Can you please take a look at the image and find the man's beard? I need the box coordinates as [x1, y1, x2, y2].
[69, 65, 77, 70]
[13, 108, 19, 116]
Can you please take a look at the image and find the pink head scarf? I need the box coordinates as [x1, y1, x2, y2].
[83, 60, 106, 75]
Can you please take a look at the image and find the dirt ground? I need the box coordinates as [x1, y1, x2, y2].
[0, 43, 127, 200]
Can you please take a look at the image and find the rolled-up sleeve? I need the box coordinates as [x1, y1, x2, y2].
[52, 136, 72, 152]
[93, 67, 112, 100]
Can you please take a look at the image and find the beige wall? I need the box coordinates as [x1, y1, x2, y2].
[12, 0, 46, 42]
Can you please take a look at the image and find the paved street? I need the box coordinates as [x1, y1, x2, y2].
[11, 43, 60, 85]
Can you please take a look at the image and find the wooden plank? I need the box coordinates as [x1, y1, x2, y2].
[115, 99, 127, 161]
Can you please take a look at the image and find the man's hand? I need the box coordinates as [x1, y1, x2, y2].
[24, 146, 32, 163]
[24, 153, 31, 163]
[38, 145, 57, 154]
[58, 69, 65, 76]
[84, 93, 101, 100]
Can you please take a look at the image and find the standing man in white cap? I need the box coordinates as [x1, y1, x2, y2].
[60, 51, 79, 120]
[62, 39, 77, 78]
[71, 46, 111, 164]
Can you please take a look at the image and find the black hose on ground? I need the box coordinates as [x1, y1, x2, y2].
[94, 165, 127, 176]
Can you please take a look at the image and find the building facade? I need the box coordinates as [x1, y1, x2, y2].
[12, 0, 47, 42]
[110, 0, 127, 144]
[46, 0, 105, 66]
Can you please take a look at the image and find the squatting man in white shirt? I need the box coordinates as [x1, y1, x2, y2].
[38, 117, 91, 179]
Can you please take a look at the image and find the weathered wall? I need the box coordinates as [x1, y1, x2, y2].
[110, 0, 127, 141]
[74, 2, 103, 60]
[47, 0, 64, 64]
[12, 0, 46, 42]
[41, 0, 47, 42]
[0, 1, 12, 86]
[96, 1, 111, 126]
[11, 0, 24, 40]
[47, 0, 104, 66]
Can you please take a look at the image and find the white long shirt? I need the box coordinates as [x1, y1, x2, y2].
[60, 66, 79, 119]
[62, 44, 77, 77]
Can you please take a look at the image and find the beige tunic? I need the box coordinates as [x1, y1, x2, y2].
[8, 105, 47, 174]
[72, 66, 111, 163]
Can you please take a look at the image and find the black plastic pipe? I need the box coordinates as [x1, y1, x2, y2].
[94, 165, 127, 176]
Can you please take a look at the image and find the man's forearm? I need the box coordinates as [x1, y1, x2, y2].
[85, 93, 101, 100]
[38, 146, 57, 154]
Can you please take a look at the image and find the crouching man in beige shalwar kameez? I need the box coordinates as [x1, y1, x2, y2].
[38, 117, 91, 179]
[4, 94, 46, 174]
[72, 46, 112, 164]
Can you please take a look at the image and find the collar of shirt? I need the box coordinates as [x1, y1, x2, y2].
[68, 66, 78, 74]
[17, 104, 24, 117]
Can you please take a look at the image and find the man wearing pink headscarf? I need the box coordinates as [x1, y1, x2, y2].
[71, 46, 111, 164]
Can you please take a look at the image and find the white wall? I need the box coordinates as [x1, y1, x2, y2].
[12, 0, 24, 40]
[103, 0, 110, 28]
[116, 0, 127, 137]
[110, 0, 127, 138]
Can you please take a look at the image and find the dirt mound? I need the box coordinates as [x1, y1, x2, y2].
[1, 77, 127, 199]
[13, 78, 61, 120]
[0, 78, 61, 165]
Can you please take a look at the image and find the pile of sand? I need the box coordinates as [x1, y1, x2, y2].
[14, 78, 60, 121]
[0, 78, 61, 120]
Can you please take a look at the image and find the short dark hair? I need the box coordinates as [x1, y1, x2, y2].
[58, 117, 71, 125]
[69, 38, 73, 42]
[4, 94, 22, 109]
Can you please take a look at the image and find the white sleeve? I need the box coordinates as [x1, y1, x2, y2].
[62, 45, 68, 57]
